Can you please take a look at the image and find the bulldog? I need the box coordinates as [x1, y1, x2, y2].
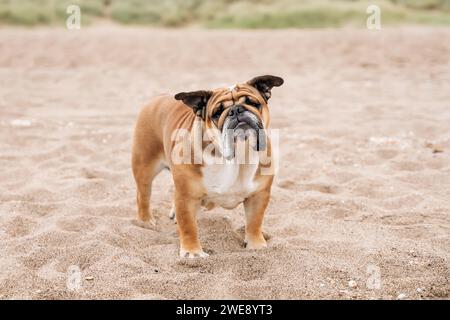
[132, 75, 284, 258]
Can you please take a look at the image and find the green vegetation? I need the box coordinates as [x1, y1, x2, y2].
[0, 0, 449, 28]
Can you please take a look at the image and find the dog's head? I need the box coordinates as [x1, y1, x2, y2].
[175, 75, 284, 159]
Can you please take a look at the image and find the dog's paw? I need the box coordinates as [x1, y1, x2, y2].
[131, 218, 157, 230]
[179, 248, 209, 259]
[245, 236, 267, 250]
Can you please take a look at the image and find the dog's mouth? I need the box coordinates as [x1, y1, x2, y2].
[221, 110, 266, 160]
[234, 121, 252, 134]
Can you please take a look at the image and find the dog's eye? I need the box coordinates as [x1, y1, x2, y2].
[245, 97, 261, 110]
[212, 104, 224, 120]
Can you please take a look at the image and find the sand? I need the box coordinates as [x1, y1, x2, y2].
[0, 25, 449, 300]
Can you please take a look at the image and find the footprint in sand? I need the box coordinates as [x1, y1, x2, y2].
[21, 248, 57, 271]
[231, 255, 270, 281]
[301, 183, 341, 195]
[56, 216, 98, 233]
[325, 170, 359, 184]
[376, 148, 399, 160]
[276, 179, 297, 190]
[390, 160, 424, 171]
[3, 216, 36, 237]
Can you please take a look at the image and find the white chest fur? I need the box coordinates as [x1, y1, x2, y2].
[202, 158, 260, 210]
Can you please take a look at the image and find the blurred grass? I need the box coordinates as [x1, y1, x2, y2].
[0, 0, 449, 27]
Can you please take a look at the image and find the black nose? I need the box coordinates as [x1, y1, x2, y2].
[228, 105, 245, 117]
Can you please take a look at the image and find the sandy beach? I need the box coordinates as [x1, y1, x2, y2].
[0, 26, 449, 299]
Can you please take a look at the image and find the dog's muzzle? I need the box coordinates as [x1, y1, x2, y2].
[221, 105, 266, 160]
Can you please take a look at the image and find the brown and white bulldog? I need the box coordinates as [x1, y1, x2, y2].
[132, 75, 284, 258]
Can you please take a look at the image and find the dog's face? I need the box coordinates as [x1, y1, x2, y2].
[175, 75, 284, 159]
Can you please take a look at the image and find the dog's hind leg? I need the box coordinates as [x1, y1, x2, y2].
[132, 157, 164, 229]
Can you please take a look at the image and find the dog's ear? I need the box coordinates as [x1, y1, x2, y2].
[174, 90, 213, 116]
[247, 75, 284, 101]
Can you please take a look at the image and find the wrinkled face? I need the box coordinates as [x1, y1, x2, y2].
[208, 89, 265, 131]
[206, 86, 268, 159]
[174, 75, 284, 160]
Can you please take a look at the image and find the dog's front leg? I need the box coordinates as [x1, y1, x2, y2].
[175, 191, 208, 258]
[244, 190, 270, 249]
